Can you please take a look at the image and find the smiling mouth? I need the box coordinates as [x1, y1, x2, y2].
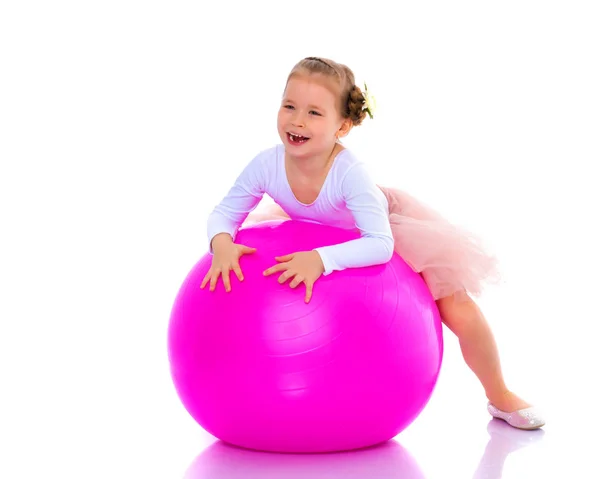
[287, 132, 309, 145]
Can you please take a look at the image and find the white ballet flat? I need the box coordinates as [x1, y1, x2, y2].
[487, 401, 546, 430]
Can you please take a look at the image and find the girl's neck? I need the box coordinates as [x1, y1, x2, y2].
[286, 143, 343, 178]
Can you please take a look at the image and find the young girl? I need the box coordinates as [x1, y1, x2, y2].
[201, 56, 545, 430]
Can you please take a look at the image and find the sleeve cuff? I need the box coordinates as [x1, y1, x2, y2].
[207, 223, 238, 254]
[314, 247, 334, 276]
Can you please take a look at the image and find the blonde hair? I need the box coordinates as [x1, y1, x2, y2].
[286, 57, 367, 126]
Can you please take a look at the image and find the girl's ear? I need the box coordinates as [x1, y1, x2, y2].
[337, 118, 353, 139]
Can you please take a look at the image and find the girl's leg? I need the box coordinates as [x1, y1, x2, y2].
[436, 293, 531, 412]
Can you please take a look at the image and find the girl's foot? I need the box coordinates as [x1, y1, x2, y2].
[488, 390, 531, 413]
[487, 391, 545, 430]
[487, 402, 545, 430]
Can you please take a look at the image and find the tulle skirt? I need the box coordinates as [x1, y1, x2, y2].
[244, 186, 501, 301]
[379, 186, 501, 300]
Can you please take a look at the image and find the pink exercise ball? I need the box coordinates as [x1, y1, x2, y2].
[168, 220, 443, 453]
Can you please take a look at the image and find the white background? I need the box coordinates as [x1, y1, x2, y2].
[1, 1, 599, 478]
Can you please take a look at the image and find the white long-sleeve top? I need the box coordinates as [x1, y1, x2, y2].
[206, 144, 394, 275]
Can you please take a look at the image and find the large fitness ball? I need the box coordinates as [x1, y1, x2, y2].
[168, 220, 443, 453]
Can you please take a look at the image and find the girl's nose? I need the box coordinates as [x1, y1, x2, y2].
[292, 111, 306, 127]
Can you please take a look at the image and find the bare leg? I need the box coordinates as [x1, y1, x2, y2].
[436, 293, 531, 412]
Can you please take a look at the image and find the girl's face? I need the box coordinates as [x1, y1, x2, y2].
[277, 74, 350, 160]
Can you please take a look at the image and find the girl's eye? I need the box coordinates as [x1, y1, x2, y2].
[309, 111, 321, 116]
[284, 105, 294, 110]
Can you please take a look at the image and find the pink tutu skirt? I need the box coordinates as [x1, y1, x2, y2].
[245, 186, 501, 301]
[379, 186, 501, 300]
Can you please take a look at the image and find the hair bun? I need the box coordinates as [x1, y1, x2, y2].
[347, 85, 367, 126]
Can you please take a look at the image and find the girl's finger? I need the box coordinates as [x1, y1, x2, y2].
[232, 262, 244, 282]
[209, 270, 220, 292]
[278, 270, 295, 284]
[289, 275, 303, 288]
[222, 268, 232, 293]
[275, 253, 294, 262]
[305, 282, 314, 303]
[200, 270, 211, 289]
[263, 263, 287, 276]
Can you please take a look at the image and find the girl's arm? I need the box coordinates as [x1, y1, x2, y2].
[206, 152, 267, 252]
[314, 162, 394, 274]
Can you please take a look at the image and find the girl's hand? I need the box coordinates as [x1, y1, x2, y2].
[201, 235, 257, 293]
[263, 251, 325, 303]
